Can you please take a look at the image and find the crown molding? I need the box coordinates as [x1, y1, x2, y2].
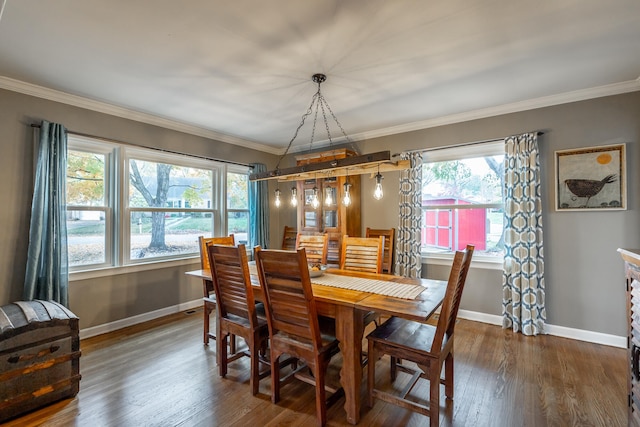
[2, 75, 639, 156]
[347, 78, 640, 143]
[0, 76, 282, 155]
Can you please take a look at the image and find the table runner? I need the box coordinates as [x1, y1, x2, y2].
[248, 264, 424, 300]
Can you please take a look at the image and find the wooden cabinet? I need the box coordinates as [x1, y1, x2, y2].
[295, 149, 361, 266]
[620, 248, 640, 427]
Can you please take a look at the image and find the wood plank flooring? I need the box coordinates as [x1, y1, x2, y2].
[4, 308, 627, 426]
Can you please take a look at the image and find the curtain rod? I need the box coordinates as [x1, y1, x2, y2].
[396, 131, 544, 155]
[30, 123, 254, 169]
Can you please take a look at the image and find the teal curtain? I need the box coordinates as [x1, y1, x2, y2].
[24, 120, 69, 306]
[249, 163, 269, 248]
[395, 152, 423, 278]
[502, 132, 545, 335]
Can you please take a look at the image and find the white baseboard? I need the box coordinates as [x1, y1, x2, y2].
[458, 309, 626, 348]
[79, 299, 202, 339]
[79, 303, 626, 349]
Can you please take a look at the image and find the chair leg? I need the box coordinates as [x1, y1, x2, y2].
[390, 356, 397, 382]
[271, 352, 281, 404]
[444, 352, 454, 400]
[429, 364, 440, 427]
[204, 303, 213, 344]
[229, 334, 236, 354]
[314, 361, 327, 427]
[217, 320, 228, 377]
[367, 339, 376, 408]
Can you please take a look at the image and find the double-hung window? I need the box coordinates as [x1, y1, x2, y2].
[66, 135, 250, 273]
[421, 141, 505, 264]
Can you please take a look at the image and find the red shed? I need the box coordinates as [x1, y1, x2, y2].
[422, 198, 486, 251]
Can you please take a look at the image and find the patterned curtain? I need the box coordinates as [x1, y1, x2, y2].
[24, 120, 69, 306]
[395, 152, 423, 278]
[502, 132, 545, 335]
[249, 163, 269, 248]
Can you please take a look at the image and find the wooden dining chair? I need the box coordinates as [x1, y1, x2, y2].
[198, 235, 235, 345]
[281, 225, 297, 250]
[254, 247, 343, 427]
[207, 243, 270, 395]
[340, 236, 385, 274]
[296, 233, 329, 265]
[366, 227, 395, 274]
[366, 245, 474, 427]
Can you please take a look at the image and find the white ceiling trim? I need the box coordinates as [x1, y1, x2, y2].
[346, 78, 640, 144]
[2, 75, 639, 156]
[0, 76, 281, 155]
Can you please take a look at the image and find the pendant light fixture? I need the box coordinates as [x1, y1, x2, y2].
[274, 187, 282, 207]
[249, 74, 409, 187]
[311, 185, 320, 209]
[373, 165, 384, 200]
[342, 170, 352, 207]
[290, 187, 298, 207]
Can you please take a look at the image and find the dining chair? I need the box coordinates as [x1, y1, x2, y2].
[339, 236, 385, 274]
[281, 225, 297, 250]
[254, 246, 343, 427]
[198, 235, 235, 346]
[295, 233, 329, 265]
[207, 243, 270, 395]
[366, 244, 474, 427]
[365, 227, 395, 274]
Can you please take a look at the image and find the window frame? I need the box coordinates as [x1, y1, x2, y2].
[67, 135, 248, 279]
[421, 140, 504, 269]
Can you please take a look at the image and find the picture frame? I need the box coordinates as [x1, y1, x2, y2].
[555, 143, 626, 211]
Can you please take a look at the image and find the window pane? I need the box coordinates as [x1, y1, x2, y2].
[227, 172, 248, 209]
[67, 210, 106, 266]
[422, 153, 505, 257]
[422, 207, 504, 256]
[130, 211, 213, 260]
[423, 156, 503, 204]
[129, 160, 212, 209]
[227, 211, 249, 245]
[67, 150, 105, 206]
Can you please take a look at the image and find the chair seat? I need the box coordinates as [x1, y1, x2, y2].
[367, 316, 440, 355]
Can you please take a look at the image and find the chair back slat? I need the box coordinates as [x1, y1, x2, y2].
[365, 227, 395, 274]
[198, 235, 235, 271]
[281, 226, 297, 250]
[432, 244, 474, 350]
[255, 247, 322, 350]
[296, 233, 329, 265]
[340, 236, 384, 274]
[207, 243, 258, 326]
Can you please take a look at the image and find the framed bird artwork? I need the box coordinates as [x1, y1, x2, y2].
[555, 143, 626, 211]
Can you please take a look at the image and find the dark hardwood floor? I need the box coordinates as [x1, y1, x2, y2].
[5, 308, 626, 426]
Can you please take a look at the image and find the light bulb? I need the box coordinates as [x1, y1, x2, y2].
[325, 189, 333, 206]
[311, 187, 320, 209]
[374, 173, 384, 200]
[274, 188, 281, 207]
[343, 182, 351, 206]
[290, 187, 298, 207]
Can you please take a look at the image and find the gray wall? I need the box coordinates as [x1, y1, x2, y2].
[0, 89, 279, 328]
[278, 92, 640, 337]
[2, 88, 638, 337]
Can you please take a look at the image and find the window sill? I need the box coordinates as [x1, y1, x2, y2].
[69, 256, 201, 282]
[422, 253, 503, 271]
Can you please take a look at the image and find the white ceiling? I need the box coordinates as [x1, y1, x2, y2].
[1, 0, 639, 154]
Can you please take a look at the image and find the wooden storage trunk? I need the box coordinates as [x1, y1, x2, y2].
[0, 300, 81, 422]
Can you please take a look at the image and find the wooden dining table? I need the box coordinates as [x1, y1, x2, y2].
[185, 266, 447, 425]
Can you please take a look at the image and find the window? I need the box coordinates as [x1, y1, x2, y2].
[66, 135, 249, 272]
[226, 168, 249, 245]
[421, 141, 504, 261]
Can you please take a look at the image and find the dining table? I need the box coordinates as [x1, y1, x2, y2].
[185, 265, 447, 425]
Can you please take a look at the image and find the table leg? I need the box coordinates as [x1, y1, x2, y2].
[336, 305, 365, 425]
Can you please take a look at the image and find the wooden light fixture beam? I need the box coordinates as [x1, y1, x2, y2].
[249, 150, 409, 182]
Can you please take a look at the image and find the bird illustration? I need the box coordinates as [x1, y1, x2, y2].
[564, 174, 617, 207]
